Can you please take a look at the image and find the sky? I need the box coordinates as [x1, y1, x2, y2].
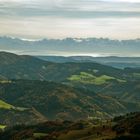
[0, 0, 140, 40]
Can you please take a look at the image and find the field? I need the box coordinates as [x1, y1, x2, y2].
[68, 72, 126, 85]
[0, 125, 6, 130]
[0, 100, 14, 110]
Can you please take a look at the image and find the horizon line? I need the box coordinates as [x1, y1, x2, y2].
[0, 36, 140, 42]
[1, 51, 140, 58]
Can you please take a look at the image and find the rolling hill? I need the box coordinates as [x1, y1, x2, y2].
[0, 52, 140, 127]
[0, 112, 139, 140]
[0, 99, 47, 127]
[0, 80, 139, 123]
[38, 55, 140, 69]
[0, 52, 129, 82]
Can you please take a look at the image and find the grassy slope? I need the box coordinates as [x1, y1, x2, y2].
[0, 100, 15, 110]
[1, 80, 133, 120]
[0, 125, 6, 130]
[0, 52, 126, 82]
[0, 99, 28, 112]
[68, 72, 126, 85]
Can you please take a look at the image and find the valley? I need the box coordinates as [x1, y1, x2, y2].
[0, 52, 139, 139]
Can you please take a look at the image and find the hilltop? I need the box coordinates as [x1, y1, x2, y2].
[0, 52, 124, 81]
[0, 112, 139, 140]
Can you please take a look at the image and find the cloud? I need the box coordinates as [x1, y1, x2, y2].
[103, 0, 140, 3]
[0, 16, 140, 39]
[0, 0, 140, 18]
[0, 0, 140, 39]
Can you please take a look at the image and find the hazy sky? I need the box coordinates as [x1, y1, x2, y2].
[0, 0, 140, 39]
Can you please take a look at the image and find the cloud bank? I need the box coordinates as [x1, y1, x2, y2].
[0, 0, 140, 39]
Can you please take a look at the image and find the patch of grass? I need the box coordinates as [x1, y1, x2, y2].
[0, 100, 27, 111]
[0, 100, 15, 110]
[68, 72, 96, 82]
[68, 72, 126, 85]
[33, 133, 48, 138]
[16, 107, 28, 111]
[94, 75, 115, 85]
[0, 80, 12, 84]
[0, 125, 6, 130]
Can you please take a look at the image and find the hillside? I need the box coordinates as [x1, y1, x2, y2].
[1, 52, 140, 82]
[0, 80, 139, 124]
[0, 99, 47, 127]
[0, 112, 139, 140]
[38, 56, 140, 68]
[0, 52, 140, 127]
[0, 52, 126, 82]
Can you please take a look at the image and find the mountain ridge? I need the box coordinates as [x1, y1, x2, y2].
[0, 51, 124, 81]
[37, 55, 140, 68]
[0, 36, 140, 56]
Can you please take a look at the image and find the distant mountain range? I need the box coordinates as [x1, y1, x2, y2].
[0, 36, 140, 68]
[37, 56, 140, 69]
[0, 36, 140, 57]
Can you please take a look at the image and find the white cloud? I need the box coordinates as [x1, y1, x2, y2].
[105, 0, 140, 3]
[0, 0, 140, 39]
[0, 16, 140, 39]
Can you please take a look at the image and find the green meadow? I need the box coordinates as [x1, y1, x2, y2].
[0, 100, 15, 110]
[68, 72, 126, 85]
[0, 125, 6, 130]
